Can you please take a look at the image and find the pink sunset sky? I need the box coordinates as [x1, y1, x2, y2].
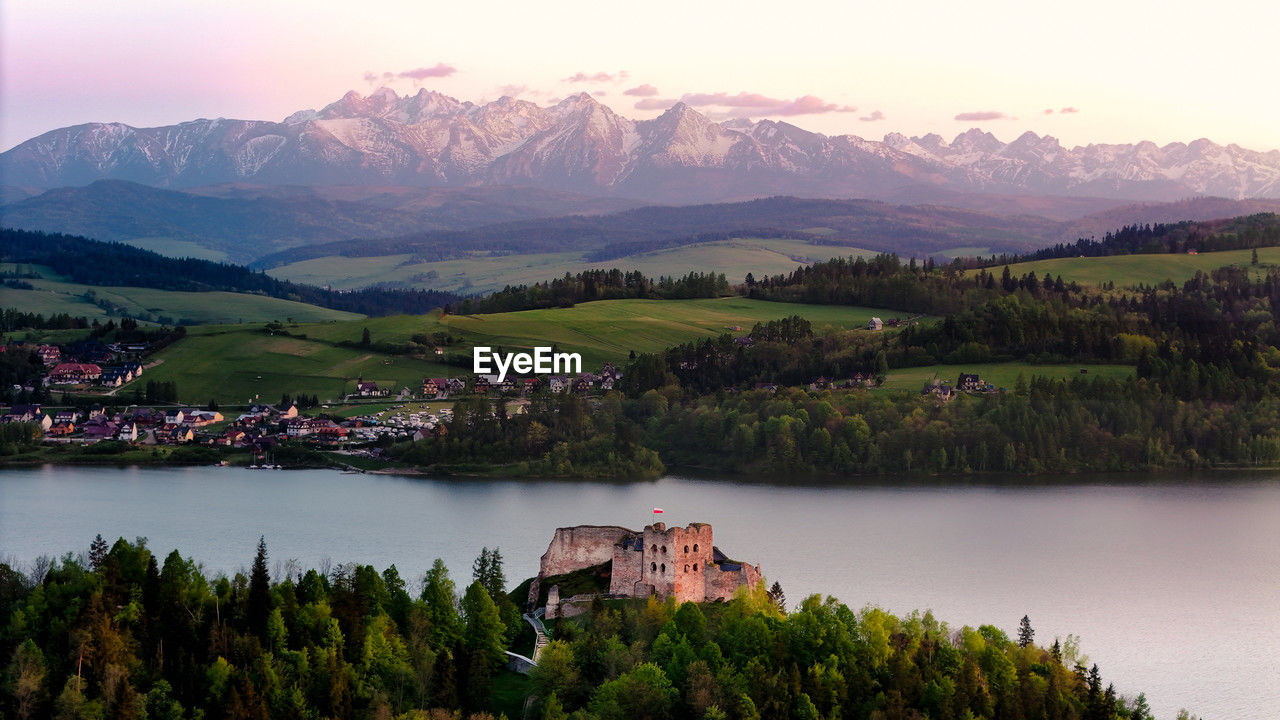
[2, 0, 1277, 152]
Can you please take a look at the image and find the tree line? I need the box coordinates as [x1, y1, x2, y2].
[0, 537, 1164, 720]
[0, 230, 460, 318]
[466, 270, 731, 314]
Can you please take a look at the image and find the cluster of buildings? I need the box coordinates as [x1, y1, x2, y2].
[6, 340, 150, 389]
[922, 372, 1000, 400]
[2, 403, 221, 443]
[422, 363, 622, 398]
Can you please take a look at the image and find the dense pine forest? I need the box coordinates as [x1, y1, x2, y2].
[0, 538, 1158, 720]
[467, 270, 731, 313]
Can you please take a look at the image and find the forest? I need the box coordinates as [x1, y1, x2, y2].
[965, 213, 1280, 266]
[0, 537, 1159, 720]
[0, 230, 460, 317]
[466, 270, 731, 314]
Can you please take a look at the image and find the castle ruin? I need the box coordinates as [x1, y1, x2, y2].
[529, 522, 762, 610]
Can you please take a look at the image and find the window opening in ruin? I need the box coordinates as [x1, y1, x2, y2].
[693, 563, 698, 571]
[651, 562, 657, 571]
[684, 545, 689, 552]
[694, 544, 699, 551]
[660, 563, 666, 572]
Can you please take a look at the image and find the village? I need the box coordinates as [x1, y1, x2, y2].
[2, 333, 1005, 456]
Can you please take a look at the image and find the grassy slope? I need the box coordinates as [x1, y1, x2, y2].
[146, 298, 894, 403]
[142, 325, 455, 405]
[303, 297, 891, 367]
[0, 264, 362, 324]
[880, 362, 1136, 393]
[267, 237, 876, 294]
[986, 247, 1280, 288]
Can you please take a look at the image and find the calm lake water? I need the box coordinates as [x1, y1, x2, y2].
[2, 466, 1277, 720]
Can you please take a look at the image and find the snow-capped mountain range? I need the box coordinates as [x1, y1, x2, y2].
[4, 88, 1279, 203]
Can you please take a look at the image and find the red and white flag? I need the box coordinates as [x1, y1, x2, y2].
[652, 507, 664, 514]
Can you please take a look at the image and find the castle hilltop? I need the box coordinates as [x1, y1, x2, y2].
[528, 522, 762, 612]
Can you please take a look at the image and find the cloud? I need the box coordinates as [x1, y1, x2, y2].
[364, 64, 456, 88]
[681, 92, 787, 108]
[499, 84, 529, 97]
[860, 110, 885, 122]
[666, 91, 856, 116]
[1043, 108, 1055, 115]
[954, 111, 1009, 121]
[399, 63, 457, 80]
[564, 71, 628, 83]
[634, 97, 679, 110]
[1060, 106, 1079, 114]
[624, 84, 660, 97]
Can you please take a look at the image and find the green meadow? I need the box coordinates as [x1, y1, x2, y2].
[879, 362, 1136, 393]
[986, 246, 1280, 288]
[0, 264, 362, 324]
[302, 297, 896, 367]
[145, 297, 902, 403]
[267, 237, 876, 294]
[141, 325, 455, 405]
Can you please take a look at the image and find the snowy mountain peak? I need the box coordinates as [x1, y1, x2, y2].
[4, 88, 1280, 202]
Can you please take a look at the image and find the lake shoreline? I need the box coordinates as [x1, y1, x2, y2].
[2, 465, 1276, 720]
[6, 451, 1280, 488]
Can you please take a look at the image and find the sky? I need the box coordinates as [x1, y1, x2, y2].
[3, 0, 1278, 152]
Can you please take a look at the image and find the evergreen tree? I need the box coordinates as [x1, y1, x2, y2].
[460, 581, 507, 710]
[88, 534, 108, 571]
[247, 536, 272, 640]
[1017, 615, 1034, 647]
[421, 558, 462, 648]
[767, 581, 787, 613]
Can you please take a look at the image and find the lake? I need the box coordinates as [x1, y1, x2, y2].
[2, 465, 1277, 719]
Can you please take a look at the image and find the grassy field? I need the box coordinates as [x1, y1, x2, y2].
[984, 247, 1280, 288]
[879, 362, 1136, 393]
[142, 325, 456, 405]
[301, 297, 896, 368]
[267, 237, 877, 294]
[146, 297, 904, 403]
[0, 264, 362, 324]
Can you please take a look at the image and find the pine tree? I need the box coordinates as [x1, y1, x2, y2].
[1017, 615, 1034, 647]
[767, 581, 787, 612]
[421, 558, 462, 648]
[247, 536, 272, 640]
[89, 534, 108, 571]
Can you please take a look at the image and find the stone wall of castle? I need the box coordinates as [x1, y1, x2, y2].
[538, 525, 632, 576]
[637, 522, 715, 603]
[532, 522, 760, 606]
[609, 540, 645, 596]
[530, 525, 631, 606]
[704, 561, 762, 602]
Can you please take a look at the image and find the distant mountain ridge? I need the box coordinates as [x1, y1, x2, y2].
[0, 180, 641, 264]
[4, 88, 1279, 203]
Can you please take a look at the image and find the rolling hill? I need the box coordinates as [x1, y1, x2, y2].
[142, 297, 896, 403]
[985, 246, 1280, 289]
[0, 181, 642, 264]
